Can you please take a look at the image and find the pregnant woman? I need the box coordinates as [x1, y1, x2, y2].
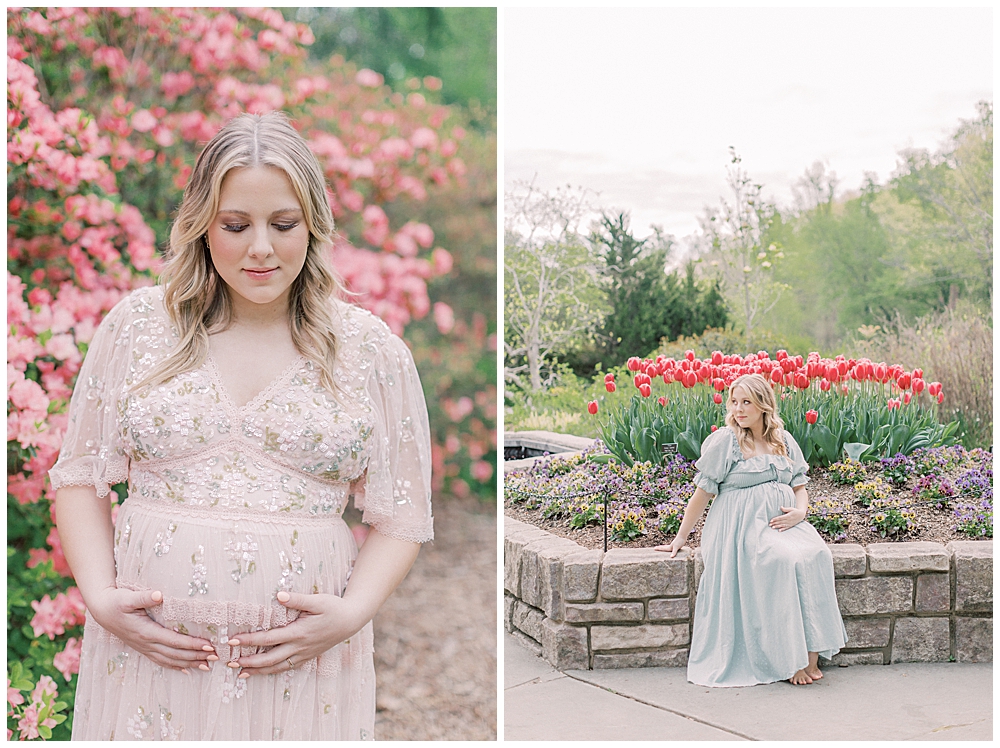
[655, 373, 846, 687]
[49, 112, 433, 740]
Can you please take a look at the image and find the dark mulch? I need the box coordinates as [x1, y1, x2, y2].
[368, 496, 497, 741]
[505, 468, 982, 552]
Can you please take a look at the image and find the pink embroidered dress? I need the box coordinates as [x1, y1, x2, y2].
[48, 286, 433, 740]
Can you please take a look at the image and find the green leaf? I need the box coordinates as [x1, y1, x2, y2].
[675, 430, 701, 461]
[810, 424, 840, 464]
[588, 454, 616, 464]
[843, 442, 870, 462]
[39, 725, 53, 740]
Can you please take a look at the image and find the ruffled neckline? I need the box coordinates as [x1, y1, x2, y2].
[723, 427, 794, 467]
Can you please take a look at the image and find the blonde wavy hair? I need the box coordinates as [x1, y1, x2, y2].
[725, 373, 788, 457]
[139, 112, 344, 393]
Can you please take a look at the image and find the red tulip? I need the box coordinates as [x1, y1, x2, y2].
[684, 371, 697, 388]
[634, 374, 643, 389]
[639, 383, 652, 398]
[913, 368, 923, 379]
[913, 378, 925, 394]
[903, 392, 911, 404]
[795, 373, 809, 389]
[937, 392, 944, 404]
[841, 384, 849, 396]
[805, 409, 818, 425]
[794, 355, 804, 368]
[606, 382, 616, 393]
[837, 360, 848, 376]
[713, 392, 723, 404]
[826, 365, 840, 383]
[874, 364, 887, 381]
[626, 357, 641, 372]
[819, 379, 831, 391]
[711, 351, 723, 366]
[711, 424, 719, 432]
[587, 401, 598, 415]
[776, 349, 788, 360]
[767, 368, 780, 384]
[657, 396, 667, 406]
[604, 373, 615, 383]
[684, 349, 695, 361]
[928, 381, 942, 397]
[897, 373, 911, 390]
[713, 378, 725, 392]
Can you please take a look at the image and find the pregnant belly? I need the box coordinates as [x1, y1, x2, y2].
[113, 498, 356, 648]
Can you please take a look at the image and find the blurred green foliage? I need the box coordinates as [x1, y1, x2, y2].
[285, 7, 496, 127]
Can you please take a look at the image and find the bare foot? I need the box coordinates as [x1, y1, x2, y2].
[804, 665, 823, 680]
[789, 668, 814, 685]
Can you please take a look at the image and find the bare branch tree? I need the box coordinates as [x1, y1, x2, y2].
[504, 179, 607, 391]
[698, 148, 788, 342]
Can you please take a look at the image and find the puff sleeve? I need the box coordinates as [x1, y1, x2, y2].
[355, 332, 434, 543]
[783, 431, 810, 488]
[692, 428, 736, 495]
[48, 295, 134, 499]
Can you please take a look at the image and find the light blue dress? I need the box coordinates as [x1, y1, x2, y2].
[687, 427, 847, 687]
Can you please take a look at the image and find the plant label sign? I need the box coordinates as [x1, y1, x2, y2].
[662, 443, 678, 457]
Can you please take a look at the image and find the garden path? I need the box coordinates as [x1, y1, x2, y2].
[369, 496, 497, 740]
[505, 632, 992, 740]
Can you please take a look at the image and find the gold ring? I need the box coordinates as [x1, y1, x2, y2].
[286, 657, 294, 671]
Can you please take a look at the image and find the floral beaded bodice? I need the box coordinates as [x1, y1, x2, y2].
[117, 291, 386, 518]
[51, 285, 434, 542]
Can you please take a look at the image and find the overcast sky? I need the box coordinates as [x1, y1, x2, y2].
[504, 7, 992, 246]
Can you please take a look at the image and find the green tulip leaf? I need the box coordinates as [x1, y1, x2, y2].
[676, 430, 702, 461]
[843, 442, 870, 462]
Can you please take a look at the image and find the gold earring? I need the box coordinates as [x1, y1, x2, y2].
[204, 235, 211, 251]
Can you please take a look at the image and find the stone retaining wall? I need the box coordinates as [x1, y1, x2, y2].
[504, 516, 993, 670]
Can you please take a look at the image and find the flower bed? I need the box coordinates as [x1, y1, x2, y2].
[505, 439, 992, 551]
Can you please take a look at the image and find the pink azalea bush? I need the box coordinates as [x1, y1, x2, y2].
[7, 8, 494, 739]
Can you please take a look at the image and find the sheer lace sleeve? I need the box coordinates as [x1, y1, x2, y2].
[48, 295, 134, 498]
[355, 332, 434, 543]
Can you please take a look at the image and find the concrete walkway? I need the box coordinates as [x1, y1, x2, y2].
[505, 633, 993, 741]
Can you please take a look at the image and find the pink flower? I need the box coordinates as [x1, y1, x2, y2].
[355, 69, 384, 88]
[401, 221, 434, 248]
[423, 76, 442, 91]
[30, 676, 57, 704]
[17, 703, 40, 740]
[29, 588, 86, 639]
[410, 127, 438, 151]
[361, 205, 389, 247]
[433, 302, 455, 334]
[53, 638, 82, 681]
[8, 679, 24, 710]
[431, 247, 453, 276]
[160, 70, 194, 100]
[470, 460, 493, 483]
[130, 109, 156, 133]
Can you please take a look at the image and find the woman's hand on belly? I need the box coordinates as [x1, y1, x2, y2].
[225, 591, 367, 677]
[90, 587, 216, 671]
[768, 506, 806, 532]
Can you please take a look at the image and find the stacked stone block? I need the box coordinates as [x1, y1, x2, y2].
[504, 517, 992, 670]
